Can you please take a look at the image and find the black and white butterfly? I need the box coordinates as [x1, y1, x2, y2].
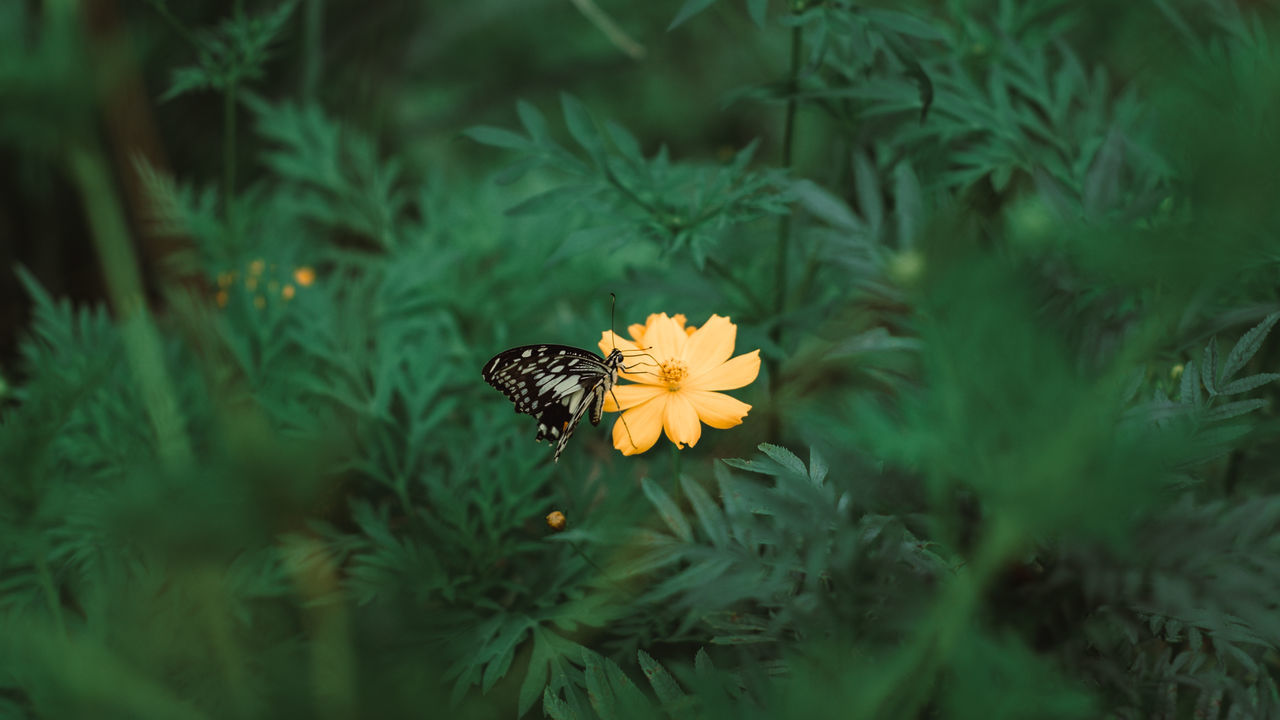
[482, 345, 626, 462]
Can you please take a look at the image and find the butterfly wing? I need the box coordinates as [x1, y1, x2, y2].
[482, 345, 618, 462]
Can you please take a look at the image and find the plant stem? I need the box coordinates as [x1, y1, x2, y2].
[302, 0, 324, 101]
[67, 144, 192, 467]
[224, 79, 237, 214]
[768, 21, 804, 431]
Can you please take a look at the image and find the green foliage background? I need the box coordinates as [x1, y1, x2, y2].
[4, 0, 1280, 717]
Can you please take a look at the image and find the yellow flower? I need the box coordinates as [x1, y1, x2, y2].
[598, 313, 760, 456]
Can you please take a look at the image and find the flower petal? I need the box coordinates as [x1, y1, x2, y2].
[682, 314, 736, 378]
[642, 313, 688, 362]
[603, 383, 664, 412]
[627, 323, 647, 343]
[663, 391, 702, 449]
[685, 349, 761, 391]
[685, 390, 751, 429]
[613, 394, 666, 455]
[598, 330, 640, 358]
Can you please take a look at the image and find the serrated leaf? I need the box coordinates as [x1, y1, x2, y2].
[668, 0, 718, 30]
[1202, 399, 1266, 423]
[758, 443, 807, 477]
[582, 649, 618, 720]
[746, 0, 767, 28]
[638, 650, 687, 707]
[642, 478, 692, 542]
[681, 475, 729, 547]
[1217, 373, 1280, 396]
[1179, 360, 1198, 408]
[544, 687, 577, 720]
[1222, 311, 1280, 382]
[1201, 337, 1219, 395]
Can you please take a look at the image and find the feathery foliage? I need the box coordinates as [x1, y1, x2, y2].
[4, 0, 1280, 718]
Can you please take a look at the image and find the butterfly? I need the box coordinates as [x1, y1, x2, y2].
[482, 344, 626, 462]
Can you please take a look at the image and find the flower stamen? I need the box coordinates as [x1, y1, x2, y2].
[658, 359, 689, 389]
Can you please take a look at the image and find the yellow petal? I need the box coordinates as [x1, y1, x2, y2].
[644, 313, 687, 360]
[685, 390, 751, 429]
[685, 349, 761, 391]
[663, 391, 702, 449]
[627, 323, 647, 343]
[603, 383, 664, 412]
[598, 330, 641, 357]
[613, 394, 666, 455]
[671, 314, 687, 329]
[682, 314, 736, 378]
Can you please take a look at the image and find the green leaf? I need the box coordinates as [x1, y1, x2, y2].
[1222, 311, 1280, 382]
[1203, 399, 1266, 423]
[638, 650, 687, 708]
[462, 125, 534, 151]
[668, 0, 718, 30]
[1217, 373, 1280, 396]
[681, 476, 729, 547]
[791, 179, 862, 233]
[1201, 337, 1219, 395]
[1179, 359, 1198, 408]
[864, 9, 946, 40]
[809, 447, 829, 485]
[746, 0, 768, 28]
[758, 443, 807, 477]
[642, 478, 692, 542]
[583, 645, 616, 717]
[516, 99, 551, 144]
[544, 687, 578, 720]
[518, 629, 554, 716]
[561, 94, 603, 161]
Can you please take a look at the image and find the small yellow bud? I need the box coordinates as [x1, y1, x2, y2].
[546, 511, 567, 532]
[282, 284, 296, 300]
[294, 266, 316, 287]
[215, 290, 229, 308]
[254, 295, 266, 309]
[249, 259, 266, 276]
[1171, 364, 1184, 380]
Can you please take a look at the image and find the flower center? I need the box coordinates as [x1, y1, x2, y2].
[658, 359, 689, 389]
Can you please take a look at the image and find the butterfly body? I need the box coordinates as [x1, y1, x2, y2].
[482, 344, 625, 462]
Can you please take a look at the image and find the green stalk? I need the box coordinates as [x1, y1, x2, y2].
[67, 144, 192, 467]
[302, 0, 324, 101]
[223, 79, 237, 213]
[768, 21, 804, 429]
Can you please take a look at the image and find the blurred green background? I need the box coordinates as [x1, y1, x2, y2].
[4, 0, 1280, 718]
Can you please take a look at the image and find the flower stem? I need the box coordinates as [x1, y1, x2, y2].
[223, 78, 237, 214]
[67, 143, 192, 467]
[301, 0, 324, 101]
[768, 21, 804, 431]
[670, 442, 682, 490]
